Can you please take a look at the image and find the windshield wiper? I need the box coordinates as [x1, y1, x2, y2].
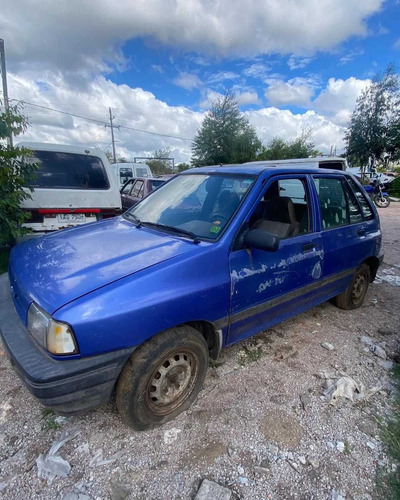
[123, 212, 142, 227]
[141, 221, 200, 244]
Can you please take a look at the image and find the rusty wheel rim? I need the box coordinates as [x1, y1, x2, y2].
[145, 350, 198, 416]
[351, 271, 368, 305]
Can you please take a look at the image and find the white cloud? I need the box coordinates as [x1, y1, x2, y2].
[208, 71, 240, 84]
[2, 0, 383, 75]
[236, 91, 261, 106]
[265, 80, 314, 107]
[243, 63, 273, 81]
[246, 108, 345, 153]
[394, 38, 400, 49]
[339, 48, 365, 65]
[173, 72, 203, 91]
[313, 76, 370, 125]
[287, 56, 313, 70]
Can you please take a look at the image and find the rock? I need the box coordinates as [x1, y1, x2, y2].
[195, 479, 231, 500]
[300, 392, 311, 410]
[361, 336, 374, 346]
[332, 489, 346, 500]
[238, 477, 249, 485]
[237, 465, 244, 474]
[163, 428, 182, 444]
[259, 458, 271, 469]
[110, 480, 131, 500]
[366, 441, 376, 450]
[357, 420, 378, 437]
[336, 442, 345, 453]
[254, 466, 270, 475]
[308, 458, 320, 468]
[327, 441, 335, 450]
[298, 456, 306, 465]
[55, 416, 68, 425]
[371, 345, 387, 360]
[321, 342, 334, 351]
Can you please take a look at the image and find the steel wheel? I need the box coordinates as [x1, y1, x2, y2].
[146, 350, 199, 416]
[116, 325, 208, 430]
[351, 270, 369, 306]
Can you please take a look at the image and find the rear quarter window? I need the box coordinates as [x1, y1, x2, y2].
[346, 178, 375, 221]
[30, 151, 110, 190]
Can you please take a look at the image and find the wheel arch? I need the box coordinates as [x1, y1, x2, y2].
[363, 256, 380, 282]
[185, 320, 222, 360]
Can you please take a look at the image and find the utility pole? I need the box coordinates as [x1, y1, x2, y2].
[0, 38, 13, 147]
[105, 107, 118, 163]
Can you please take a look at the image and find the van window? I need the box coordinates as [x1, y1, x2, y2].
[319, 161, 345, 171]
[136, 167, 149, 178]
[120, 167, 133, 185]
[30, 151, 110, 190]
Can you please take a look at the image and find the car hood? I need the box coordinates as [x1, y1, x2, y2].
[10, 217, 201, 314]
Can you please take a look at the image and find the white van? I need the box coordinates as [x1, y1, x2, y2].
[19, 142, 122, 234]
[244, 156, 348, 171]
[112, 162, 153, 187]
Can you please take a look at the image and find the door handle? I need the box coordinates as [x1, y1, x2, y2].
[357, 227, 366, 236]
[302, 243, 316, 253]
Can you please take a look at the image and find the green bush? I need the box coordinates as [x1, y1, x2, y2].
[0, 104, 38, 245]
[388, 177, 400, 197]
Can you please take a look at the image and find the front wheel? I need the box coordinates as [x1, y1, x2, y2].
[116, 326, 209, 430]
[373, 194, 390, 208]
[333, 263, 370, 310]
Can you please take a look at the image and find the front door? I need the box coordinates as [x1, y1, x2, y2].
[227, 175, 323, 345]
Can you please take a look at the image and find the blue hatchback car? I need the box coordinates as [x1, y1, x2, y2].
[0, 165, 383, 429]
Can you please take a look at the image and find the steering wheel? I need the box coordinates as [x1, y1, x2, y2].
[209, 212, 228, 224]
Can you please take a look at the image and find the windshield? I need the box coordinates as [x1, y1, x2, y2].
[126, 173, 255, 240]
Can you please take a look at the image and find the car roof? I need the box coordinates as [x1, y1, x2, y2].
[180, 164, 352, 176]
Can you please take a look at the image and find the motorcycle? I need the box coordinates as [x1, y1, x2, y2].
[364, 180, 391, 208]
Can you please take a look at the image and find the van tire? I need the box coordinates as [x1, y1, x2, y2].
[333, 263, 370, 310]
[115, 326, 209, 430]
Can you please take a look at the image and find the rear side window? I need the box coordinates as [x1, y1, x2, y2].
[30, 151, 110, 190]
[150, 180, 166, 190]
[313, 177, 349, 229]
[346, 178, 374, 221]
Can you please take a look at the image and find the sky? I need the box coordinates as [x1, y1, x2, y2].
[1, 0, 400, 164]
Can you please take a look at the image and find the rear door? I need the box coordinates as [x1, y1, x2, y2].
[121, 179, 134, 211]
[310, 174, 378, 296]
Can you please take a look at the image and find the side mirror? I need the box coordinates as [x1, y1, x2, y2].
[243, 229, 279, 252]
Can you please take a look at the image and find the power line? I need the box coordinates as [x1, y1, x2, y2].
[14, 99, 193, 142]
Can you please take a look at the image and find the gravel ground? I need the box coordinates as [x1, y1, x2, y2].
[1, 205, 400, 500]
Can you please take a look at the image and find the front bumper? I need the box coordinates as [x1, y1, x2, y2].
[0, 274, 135, 414]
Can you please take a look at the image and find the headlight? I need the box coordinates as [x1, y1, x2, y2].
[27, 303, 79, 355]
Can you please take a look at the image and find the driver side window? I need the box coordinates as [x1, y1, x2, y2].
[249, 178, 311, 239]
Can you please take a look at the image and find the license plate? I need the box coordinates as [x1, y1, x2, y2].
[57, 213, 86, 223]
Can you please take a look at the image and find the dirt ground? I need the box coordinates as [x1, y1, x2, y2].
[1, 205, 399, 500]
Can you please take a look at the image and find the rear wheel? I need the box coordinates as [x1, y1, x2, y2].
[373, 194, 390, 208]
[116, 326, 208, 430]
[333, 263, 370, 310]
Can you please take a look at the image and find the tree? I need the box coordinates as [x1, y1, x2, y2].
[0, 104, 38, 245]
[175, 162, 190, 172]
[104, 151, 128, 163]
[345, 64, 400, 170]
[257, 129, 319, 161]
[146, 147, 174, 175]
[191, 92, 262, 166]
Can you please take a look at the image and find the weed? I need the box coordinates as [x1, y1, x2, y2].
[209, 359, 224, 369]
[377, 364, 400, 499]
[41, 408, 55, 418]
[41, 407, 60, 431]
[239, 344, 264, 366]
[344, 440, 352, 455]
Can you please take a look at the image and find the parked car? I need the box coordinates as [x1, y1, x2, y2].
[0, 165, 383, 430]
[120, 177, 166, 210]
[112, 162, 153, 187]
[18, 142, 122, 235]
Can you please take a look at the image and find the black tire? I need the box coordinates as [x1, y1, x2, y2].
[116, 325, 209, 430]
[373, 194, 390, 208]
[333, 263, 371, 310]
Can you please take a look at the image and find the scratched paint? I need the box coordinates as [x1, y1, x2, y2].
[311, 261, 322, 279]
